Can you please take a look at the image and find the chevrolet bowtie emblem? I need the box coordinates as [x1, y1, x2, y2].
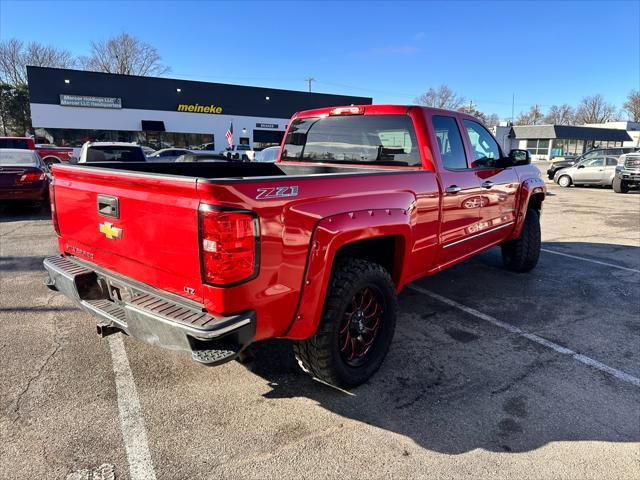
[99, 222, 122, 240]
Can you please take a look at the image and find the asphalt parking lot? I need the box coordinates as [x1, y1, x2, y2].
[1, 173, 639, 480]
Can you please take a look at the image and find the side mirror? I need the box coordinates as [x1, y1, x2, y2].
[496, 149, 530, 168]
[68, 157, 78, 164]
[509, 149, 531, 165]
[577, 165, 585, 169]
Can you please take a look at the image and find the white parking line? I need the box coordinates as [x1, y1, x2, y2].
[108, 336, 157, 480]
[408, 285, 640, 388]
[542, 248, 640, 273]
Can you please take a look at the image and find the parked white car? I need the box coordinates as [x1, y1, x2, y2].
[78, 142, 147, 163]
[220, 145, 256, 162]
[254, 146, 280, 163]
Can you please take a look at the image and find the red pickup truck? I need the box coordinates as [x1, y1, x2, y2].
[43, 105, 545, 387]
[0, 136, 76, 165]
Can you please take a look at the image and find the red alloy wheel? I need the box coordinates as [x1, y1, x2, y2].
[339, 286, 384, 366]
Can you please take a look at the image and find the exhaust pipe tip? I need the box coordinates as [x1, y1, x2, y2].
[96, 322, 120, 338]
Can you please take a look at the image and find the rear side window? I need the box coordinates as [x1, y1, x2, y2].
[0, 138, 30, 149]
[86, 146, 146, 162]
[431, 116, 468, 169]
[281, 115, 421, 166]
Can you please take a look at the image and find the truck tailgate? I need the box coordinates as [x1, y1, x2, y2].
[52, 165, 204, 303]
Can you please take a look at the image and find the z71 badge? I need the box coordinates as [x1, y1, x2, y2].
[256, 186, 299, 200]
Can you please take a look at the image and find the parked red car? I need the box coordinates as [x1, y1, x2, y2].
[44, 105, 545, 387]
[0, 136, 75, 165]
[0, 149, 50, 206]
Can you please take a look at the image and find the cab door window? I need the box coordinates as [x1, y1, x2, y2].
[431, 115, 468, 170]
[463, 120, 501, 168]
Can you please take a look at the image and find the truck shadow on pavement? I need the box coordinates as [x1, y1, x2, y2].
[244, 242, 639, 454]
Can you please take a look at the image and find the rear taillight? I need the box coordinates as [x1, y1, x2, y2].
[17, 171, 45, 183]
[198, 205, 259, 286]
[49, 180, 60, 235]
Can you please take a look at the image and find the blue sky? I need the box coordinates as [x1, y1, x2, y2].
[1, 0, 639, 119]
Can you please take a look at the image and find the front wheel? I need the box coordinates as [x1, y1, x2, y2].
[557, 175, 572, 188]
[501, 209, 541, 273]
[613, 176, 629, 193]
[293, 258, 398, 389]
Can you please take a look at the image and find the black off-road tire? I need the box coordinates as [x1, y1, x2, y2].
[293, 258, 398, 389]
[501, 209, 541, 273]
[613, 176, 629, 193]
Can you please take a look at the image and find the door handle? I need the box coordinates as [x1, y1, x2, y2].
[481, 181, 495, 189]
[445, 185, 462, 194]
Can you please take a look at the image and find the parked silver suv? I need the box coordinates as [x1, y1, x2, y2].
[554, 155, 621, 188]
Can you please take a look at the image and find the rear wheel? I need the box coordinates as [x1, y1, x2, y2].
[557, 175, 572, 188]
[501, 208, 541, 273]
[43, 157, 60, 167]
[613, 176, 629, 193]
[293, 258, 397, 388]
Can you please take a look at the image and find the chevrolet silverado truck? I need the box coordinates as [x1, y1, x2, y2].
[43, 105, 546, 388]
[613, 152, 640, 193]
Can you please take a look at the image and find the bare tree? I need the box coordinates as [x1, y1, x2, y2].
[0, 38, 76, 85]
[414, 85, 465, 110]
[543, 104, 575, 125]
[80, 33, 170, 76]
[623, 90, 640, 122]
[458, 103, 500, 128]
[516, 105, 544, 125]
[485, 113, 500, 129]
[574, 94, 616, 124]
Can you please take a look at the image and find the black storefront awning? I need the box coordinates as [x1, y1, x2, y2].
[141, 120, 166, 131]
[511, 125, 631, 142]
[253, 129, 284, 143]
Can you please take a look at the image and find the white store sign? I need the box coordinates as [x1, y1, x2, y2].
[60, 94, 122, 109]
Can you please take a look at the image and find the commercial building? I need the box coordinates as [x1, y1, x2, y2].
[27, 66, 371, 151]
[493, 124, 632, 161]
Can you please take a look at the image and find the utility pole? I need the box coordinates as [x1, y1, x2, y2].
[305, 77, 315, 93]
[511, 93, 515, 125]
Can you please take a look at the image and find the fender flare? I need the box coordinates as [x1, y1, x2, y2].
[284, 208, 412, 340]
[508, 177, 546, 240]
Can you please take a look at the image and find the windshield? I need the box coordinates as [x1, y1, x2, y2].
[0, 150, 37, 166]
[281, 114, 421, 166]
[86, 146, 146, 162]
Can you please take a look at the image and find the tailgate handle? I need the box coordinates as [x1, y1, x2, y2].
[97, 194, 119, 218]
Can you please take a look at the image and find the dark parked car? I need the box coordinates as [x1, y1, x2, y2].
[146, 148, 193, 162]
[0, 149, 50, 208]
[546, 147, 640, 180]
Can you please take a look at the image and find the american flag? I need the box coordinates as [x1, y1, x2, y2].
[225, 122, 234, 149]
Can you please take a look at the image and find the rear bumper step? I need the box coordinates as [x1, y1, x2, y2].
[43, 255, 255, 366]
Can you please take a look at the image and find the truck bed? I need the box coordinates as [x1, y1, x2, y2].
[66, 161, 400, 181]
